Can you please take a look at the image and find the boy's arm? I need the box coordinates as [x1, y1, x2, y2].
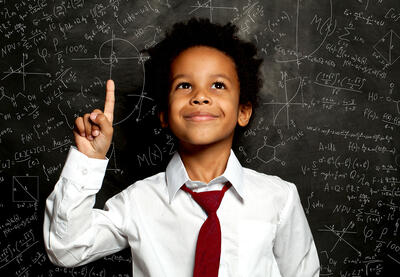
[43, 146, 130, 267]
[273, 182, 320, 277]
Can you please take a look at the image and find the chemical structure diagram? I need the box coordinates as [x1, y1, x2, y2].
[0, 86, 27, 108]
[239, 129, 287, 166]
[253, 135, 286, 166]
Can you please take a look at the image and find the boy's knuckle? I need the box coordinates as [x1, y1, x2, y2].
[97, 114, 106, 122]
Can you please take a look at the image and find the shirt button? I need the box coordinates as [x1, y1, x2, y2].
[82, 168, 88, 175]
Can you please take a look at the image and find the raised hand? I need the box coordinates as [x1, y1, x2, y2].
[73, 80, 115, 159]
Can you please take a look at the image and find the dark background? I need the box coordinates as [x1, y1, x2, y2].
[0, 0, 399, 276]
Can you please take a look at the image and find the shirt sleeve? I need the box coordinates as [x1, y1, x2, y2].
[43, 146, 130, 267]
[273, 182, 320, 277]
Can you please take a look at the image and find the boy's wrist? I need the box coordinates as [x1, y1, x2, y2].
[61, 146, 109, 190]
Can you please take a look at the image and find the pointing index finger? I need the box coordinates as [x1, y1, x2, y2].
[104, 79, 115, 123]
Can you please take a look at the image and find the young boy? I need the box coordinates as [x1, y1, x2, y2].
[43, 18, 320, 277]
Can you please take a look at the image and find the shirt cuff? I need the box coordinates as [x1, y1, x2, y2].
[60, 146, 109, 190]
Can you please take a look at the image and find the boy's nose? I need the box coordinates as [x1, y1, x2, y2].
[190, 93, 211, 105]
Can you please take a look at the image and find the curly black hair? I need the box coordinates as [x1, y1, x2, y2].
[143, 18, 263, 116]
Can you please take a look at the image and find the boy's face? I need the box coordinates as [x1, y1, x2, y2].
[160, 46, 252, 149]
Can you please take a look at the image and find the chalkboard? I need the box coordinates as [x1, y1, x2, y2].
[1, 0, 399, 276]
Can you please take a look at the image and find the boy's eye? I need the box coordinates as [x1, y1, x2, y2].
[176, 82, 191, 90]
[211, 81, 226, 89]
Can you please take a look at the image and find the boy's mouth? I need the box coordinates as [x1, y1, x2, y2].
[183, 111, 219, 122]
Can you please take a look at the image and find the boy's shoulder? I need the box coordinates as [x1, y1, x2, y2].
[241, 167, 301, 218]
[123, 171, 167, 195]
[241, 166, 298, 199]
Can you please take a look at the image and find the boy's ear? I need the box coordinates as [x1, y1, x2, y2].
[159, 111, 168, 128]
[237, 102, 252, 127]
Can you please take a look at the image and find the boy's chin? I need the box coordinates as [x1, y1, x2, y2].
[178, 135, 234, 150]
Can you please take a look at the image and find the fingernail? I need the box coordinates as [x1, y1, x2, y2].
[90, 113, 97, 120]
[81, 132, 85, 137]
[88, 135, 93, 140]
[93, 130, 99, 136]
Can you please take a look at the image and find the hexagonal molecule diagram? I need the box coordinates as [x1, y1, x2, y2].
[254, 136, 286, 166]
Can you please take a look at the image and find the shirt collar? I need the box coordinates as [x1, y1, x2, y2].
[166, 149, 245, 203]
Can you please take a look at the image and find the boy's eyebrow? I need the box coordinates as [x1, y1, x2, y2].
[170, 73, 233, 83]
[170, 74, 189, 82]
[210, 74, 233, 83]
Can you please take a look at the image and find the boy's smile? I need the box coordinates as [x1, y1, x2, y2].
[183, 111, 219, 122]
[160, 46, 252, 149]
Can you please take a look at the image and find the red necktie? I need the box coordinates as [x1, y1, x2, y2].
[181, 182, 232, 277]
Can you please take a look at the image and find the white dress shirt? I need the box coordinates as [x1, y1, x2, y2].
[43, 146, 320, 277]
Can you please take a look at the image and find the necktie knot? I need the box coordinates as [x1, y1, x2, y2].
[181, 184, 231, 215]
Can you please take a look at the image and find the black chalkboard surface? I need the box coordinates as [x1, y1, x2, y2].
[1, 0, 399, 276]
